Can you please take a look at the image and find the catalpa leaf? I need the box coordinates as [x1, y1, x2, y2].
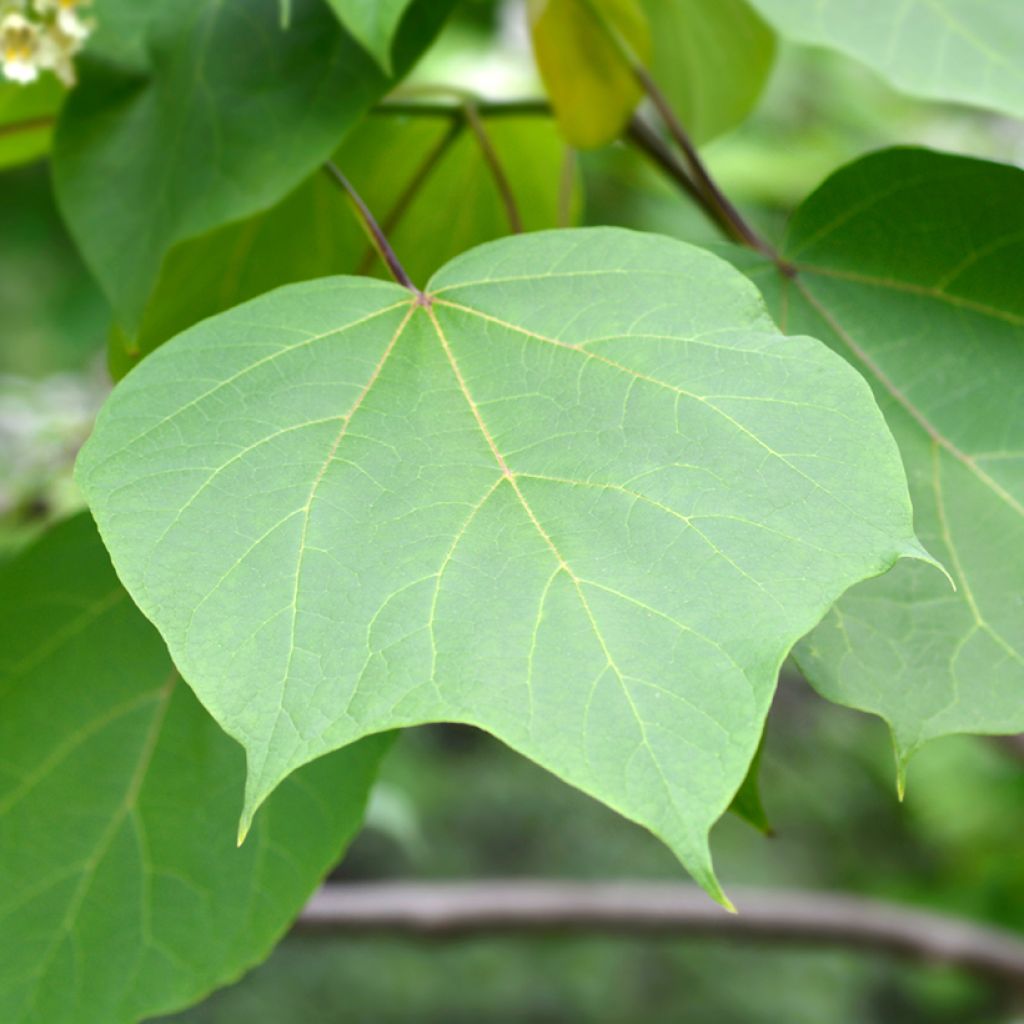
[54, 0, 454, 334]
[78, 229, 926, 901]
[727, 148, 1024, 777]
[0, 515, 388, 1024]
[747, 0, 1024, 119]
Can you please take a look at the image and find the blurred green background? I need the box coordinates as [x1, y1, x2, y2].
[3, 1, 1022, 1019]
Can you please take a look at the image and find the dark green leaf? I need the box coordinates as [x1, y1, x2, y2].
[53, 0, 453, 334]
[727, 148, 1024, 776]
[0, 515, 387, 1023]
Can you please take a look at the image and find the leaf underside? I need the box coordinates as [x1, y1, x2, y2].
[0, 515, 387, 1024]
[748, 0, 1024, 119]
[727, 148, 1024, 772]
[78, 228, 924, 900]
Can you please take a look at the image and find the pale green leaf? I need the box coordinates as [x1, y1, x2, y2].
[0, 515, 387, 1023]
[529, 0, 651, 148]
[747, 0, 1024, 118]
[77, 228, 924, 900]
[114, 111, 579, 374]
[53, 0, 454, 334]
[642, 0, 776, 144]
[727, 148, 1024, 773]
[0, 79, 63, 169]
[324, 0, 414, 73]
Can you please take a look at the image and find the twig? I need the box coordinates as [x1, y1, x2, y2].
[994, 735, 1024, 762]
[324, 162, 423, 298]
[358, 117, 466, 276]
[626, 115, 706, 211]
[374, 99, 550, 120]
[0, 115, 55, 140]
[575, 0, 786, 266]
[297, 881, 1024, 988]
[462, 101, 523, 234]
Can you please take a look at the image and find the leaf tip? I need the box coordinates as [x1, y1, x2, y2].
[899, 538, 955, 592]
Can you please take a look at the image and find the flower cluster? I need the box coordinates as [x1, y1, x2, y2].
[1, 0, 92, 86]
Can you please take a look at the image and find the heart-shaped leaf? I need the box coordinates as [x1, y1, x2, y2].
[78, 228, 927, 900]
[727, 148, 1024, 777]
[0, 515, 387, 1024]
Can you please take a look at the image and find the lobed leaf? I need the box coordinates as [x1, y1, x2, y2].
[727, 148, 1024, 775]
[77, 228, 925, 901]
[0, 515, 387, 1024]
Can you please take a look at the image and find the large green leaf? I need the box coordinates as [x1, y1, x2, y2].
[0, 79, 63, 169]
[641, 0, 775, 144]
[747, 0, 1024, 119]
[77, 228, 926, 900]
[53, 0, 453, 334]
[324, 0, 414, 73]
[0, 515, 387, 1023]
[728, 148, 1024, 775]
[114, 111, 578, 374]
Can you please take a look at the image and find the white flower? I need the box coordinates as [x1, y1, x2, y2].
[2, 12, 39, 83]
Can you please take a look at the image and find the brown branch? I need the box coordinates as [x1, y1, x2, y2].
[297, 881, 1024, 988]
[461, 101, 523, 234]
[324, 162, 423, 299]
[0, 115, 55, 140]
[994, 734, 1024, 762]
[357, 117, 465, 276]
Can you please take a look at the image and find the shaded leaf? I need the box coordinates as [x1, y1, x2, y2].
[747, 0, 1024, 119]
[727, 148, 1024, 774]
[77, 228, 924, 900]
[0, 515, 388, 1023]
[53, 0, 453, 334]
[113, 111, 579, 375]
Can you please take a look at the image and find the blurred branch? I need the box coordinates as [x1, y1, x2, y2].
[462, 101, 523, 234]
[298, 881, 1024, 988]
[994, 734, 1024, 762]
[374, 99, 550, 119]
[0, 115, 54, 140]
[357, 117, 465, 276]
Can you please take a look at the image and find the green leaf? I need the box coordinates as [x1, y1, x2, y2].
[0, 514, 387, 1024]
[324, 0, 415, 73]
[726, 148, 1024, 774]
[0, 79, 63, 169]
[529, 0, 651, 148]
[77, 228, 924, 901]
[747, 0, 1024, 119]
[641, 0, 776, 144]
[53, 0, 453, 335]
[113, 111, 579, 375]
